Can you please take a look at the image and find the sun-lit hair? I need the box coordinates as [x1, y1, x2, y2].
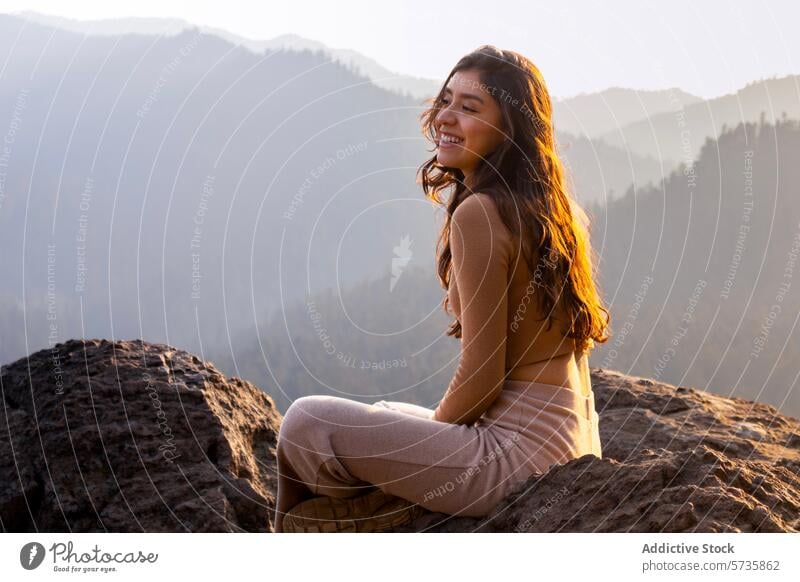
[417, 45, 611, 351]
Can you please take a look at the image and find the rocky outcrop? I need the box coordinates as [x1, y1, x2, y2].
[0, 339, 281, 532]
[1, 339, 798, 532]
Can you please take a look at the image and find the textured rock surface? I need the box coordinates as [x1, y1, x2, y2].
[0, 338, 281, 532]
[1, 340, 798, 532]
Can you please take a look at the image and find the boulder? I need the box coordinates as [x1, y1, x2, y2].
[0, 339, 280, 532]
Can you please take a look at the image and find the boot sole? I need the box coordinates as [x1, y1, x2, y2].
[283, 489, 424, 533]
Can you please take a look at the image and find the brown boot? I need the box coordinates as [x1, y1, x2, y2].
[282, 488, 424, 533]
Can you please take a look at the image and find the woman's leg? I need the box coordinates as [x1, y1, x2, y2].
[273, 394, 528, 532]
[274, 399, 436, 532]
[372, 399, 436, 420]
[275, 443, 316, 533]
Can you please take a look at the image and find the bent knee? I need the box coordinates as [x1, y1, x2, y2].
[278, 395, 340, 443]
[279, 396, 318, 438]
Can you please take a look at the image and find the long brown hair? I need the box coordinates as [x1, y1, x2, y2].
[417, 45, 610, 351]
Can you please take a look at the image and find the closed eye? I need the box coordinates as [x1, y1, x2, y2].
[441, 98, 477, 113]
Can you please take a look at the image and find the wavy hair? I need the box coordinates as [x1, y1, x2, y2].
[417, 45, 610, 351]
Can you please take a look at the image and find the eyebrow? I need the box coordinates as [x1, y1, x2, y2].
[443, 86, 485, 105]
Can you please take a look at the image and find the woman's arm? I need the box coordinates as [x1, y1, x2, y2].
[433, 194, 513, 425]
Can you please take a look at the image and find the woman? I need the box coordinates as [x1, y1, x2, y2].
[274, 45, 611, 533]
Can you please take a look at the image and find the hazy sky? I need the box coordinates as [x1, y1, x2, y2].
[2, 0, 798, 99]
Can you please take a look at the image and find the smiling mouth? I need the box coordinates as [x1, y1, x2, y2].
[437, 133, 464, 148]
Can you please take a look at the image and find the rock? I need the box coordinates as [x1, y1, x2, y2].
[0, 339, 281, 532]
[1, 341, 798, 532]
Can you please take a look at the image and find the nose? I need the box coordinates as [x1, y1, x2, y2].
[435, 103, 456, 130]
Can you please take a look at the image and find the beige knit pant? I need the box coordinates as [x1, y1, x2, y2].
[273, 379, 602, 532]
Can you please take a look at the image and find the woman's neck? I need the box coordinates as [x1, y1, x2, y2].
[461, 171, 476, 193]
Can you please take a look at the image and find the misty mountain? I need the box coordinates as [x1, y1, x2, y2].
[597, 75, 800, 166]
[0, 13, 438, 363]
[15, 10, 443, 101]
[591, 116, 800, 419]
[552, 86, 703, 139]
[558, 130, 664, 203]
[207, 264, 458, 413]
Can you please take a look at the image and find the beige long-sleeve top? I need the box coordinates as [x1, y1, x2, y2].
[433, 193, 592, 425]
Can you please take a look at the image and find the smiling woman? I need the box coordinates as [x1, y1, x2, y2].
[274, 45, 610, 534]
[432, 69, 506, 188]
[419, 46, 610, 380]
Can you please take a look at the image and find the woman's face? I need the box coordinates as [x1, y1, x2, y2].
[434, 69, 506, 179]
